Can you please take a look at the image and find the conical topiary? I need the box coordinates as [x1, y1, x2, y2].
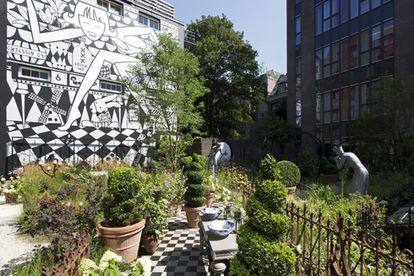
[230, 157, 295, 275]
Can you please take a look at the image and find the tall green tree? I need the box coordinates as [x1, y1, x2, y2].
[352, 77, 414, 170]
[129, 34, 207, 171]
[187, 15, 263, 138]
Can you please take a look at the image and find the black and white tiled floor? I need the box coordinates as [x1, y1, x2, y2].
[150, 212, 210, 276]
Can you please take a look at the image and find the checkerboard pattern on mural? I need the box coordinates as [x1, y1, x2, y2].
[150, 212, 209, 276]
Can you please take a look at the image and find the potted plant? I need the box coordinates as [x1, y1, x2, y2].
[319, 157, 339, 184]
[142, 198, 169, 254]
[3, 176, 20, 204]
[182, 155, 206, 228]
[276, 160, 301, 194]
[98, 167, 150, 263]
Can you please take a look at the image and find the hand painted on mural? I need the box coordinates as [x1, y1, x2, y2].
[24, 0, 158, 130]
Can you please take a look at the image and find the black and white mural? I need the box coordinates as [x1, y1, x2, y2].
[5, 0, 182, 169]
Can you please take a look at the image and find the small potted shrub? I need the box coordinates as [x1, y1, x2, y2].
[98, 167, 149, 263]
[182, 154, 206, 228]
[276, 160, 301, 194]
[142, 198, 169, 254]
[319, 157, 339, 184]
[3, 176, 20, 204]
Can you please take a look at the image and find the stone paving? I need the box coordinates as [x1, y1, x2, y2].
[150, 212, 209, 276]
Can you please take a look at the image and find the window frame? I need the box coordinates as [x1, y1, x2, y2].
[100, 80, 123, 93]
[19, 66, 50, 81]
[138, 13, 161, 30]
[97, 0, 124, 16]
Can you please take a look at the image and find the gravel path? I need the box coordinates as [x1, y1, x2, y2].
[0, 195, 46, 275]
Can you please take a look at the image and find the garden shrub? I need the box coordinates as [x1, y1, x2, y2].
[103, 167, 150, 227]
[231, 155, 295, 275]
[276, 160, 301, 187]
[319, 157, 338, 174]
[182, 154, 206, 208]
[258, 154, 278, 181]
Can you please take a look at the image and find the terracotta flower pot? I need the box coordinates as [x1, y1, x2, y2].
[287, 186, 297, 194]
[184, 206, 200, 228]
[142, 234, 159, 254]
[205, 192, 215, 208]
[98, 219, 146, 263]
[5, 193, 18, 204]
[320, 174, 338, 184]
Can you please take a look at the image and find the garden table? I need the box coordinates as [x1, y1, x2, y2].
[199, 220, 238, 275]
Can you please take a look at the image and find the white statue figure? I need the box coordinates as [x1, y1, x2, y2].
[209, 141, 232, 176]
[26, 0, 158, 131]
[333, 146, 369, 195]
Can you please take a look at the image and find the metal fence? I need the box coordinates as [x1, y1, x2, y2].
[285, 203, 414, 275]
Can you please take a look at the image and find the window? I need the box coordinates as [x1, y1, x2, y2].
[19, 66, 50, 81]
[383, 20, 394, 58]
[360, 0, 369, 14]
[323, 0, 331, 32]
[350, 35, 359, 68]
[332, 42, 340, 74]
[100, 81, 123, 92]
[371, 0, 381, 9]
[360, 83, 370, 113]
[341, 88, 350, 121]
[323, 93, 331, 124]
[296, 16, 301, 45]
[332, 0, 340, 28]
[316, 49, 323, 80]
[341, 0, 349, 23]
[316, 4, 323, 35]
[138, 13, 160, 30]
[97, 0, 123, 16]
[350, 85, 359, 119]
[350, 0, 358, 18]
[360, 30, 370, 66]
[323, 45, 331, 77]
[332, 91, 340, 122]
[341, 39, 350, 71]
[371, 25, 381, 62]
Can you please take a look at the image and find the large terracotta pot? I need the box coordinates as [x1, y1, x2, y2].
[184, 206, 200, 228]
[5, 193, 18, 204]
[142, 234, 159, 254]
[205, 192, 215, 208]
[98, 219, 146, 263]
[320, 174, 338, 184]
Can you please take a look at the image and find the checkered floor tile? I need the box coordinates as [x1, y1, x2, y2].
[150, 212, 209, 276]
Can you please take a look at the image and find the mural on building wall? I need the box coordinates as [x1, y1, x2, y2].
[6, 0, 180, 169]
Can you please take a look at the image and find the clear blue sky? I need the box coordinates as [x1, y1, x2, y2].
[168, 0, 287, 74]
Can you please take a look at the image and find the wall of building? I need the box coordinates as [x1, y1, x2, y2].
[4, 0, 183, 172]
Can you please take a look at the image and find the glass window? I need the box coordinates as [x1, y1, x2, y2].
[295, 16, 301, 34]
[97, 0, 109, 9]
[316, 49, 323, 80]
[332, 91, 340, 122]
[332, 0, 340, 14]
[341, 39, 350, 71]
[350, 85, 359, 119]
[110, 2, 123, 15]
[150, 19, 160, 30]
[97, 0, 123, 15]
[360, 83, 370, 113]
[323, 93, 331, 124]
[341, 88, 350, 121]
[323, 0, 331, 31]
[383, 20, 394, 58]
[350, 0, 358, 18]
[296, 57, 302, 75]
[371, 25, 382, 62]
[360, 0, 369, 14]
[316, 4, 323, 35]
[332, 42, 340, 74]
[350, 35, 359, 68]
[371, 0, 381, 9]
[21, 68, 31, 77]
[139, 15, 148, 25]
[341, 0, 349, 23]
[101, 81, 123, 92]
[360, 30, 370, 66]
[19, 67, 50, 81]
[323, 46, 331, 77]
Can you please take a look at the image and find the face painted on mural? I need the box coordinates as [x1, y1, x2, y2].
[78, 7, 107, 41]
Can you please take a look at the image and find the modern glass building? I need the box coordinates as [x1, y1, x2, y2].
[287, 0, 414, 155]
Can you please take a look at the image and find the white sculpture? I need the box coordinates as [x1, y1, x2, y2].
[333, 146, 369, 195]
[209, 141, 232, 176]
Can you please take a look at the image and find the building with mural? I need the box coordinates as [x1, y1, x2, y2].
[0, 0, 184, 173]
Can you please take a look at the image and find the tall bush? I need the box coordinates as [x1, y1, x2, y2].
[258, 154, 278, 181]
[182, 154, 206, 208]
[230, 159, 295, 275]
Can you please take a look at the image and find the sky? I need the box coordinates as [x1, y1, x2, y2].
[167, 0, 287, 74]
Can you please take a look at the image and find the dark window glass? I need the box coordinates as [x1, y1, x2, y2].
[360, 0, 369, 14]
[295, 16, 301, 34]
[350, 35, 359, 68]
[360, 30, 370, 65]
[341, 88, 350, 121]
[341, 0, 349, 23]
[383, 20, 394, 58]
[316, 49, 323, 79]
[371, 0, 381, 9]
[341, 39, 350, 71]
[323, 46, 331, 77]
[139, 15, 148, 25]
[21, 68, 31, 76]
[332, 42, 340, 74]
[40, 72, 49, 80]
[332, 0, 340, 14]
[316, 4, 323, 35]
[296, 57, 302, 75]
[360, 83, 370, 113]
[110, 2, 123, 15]
[323, 93, 331, 124]
[31, 71, 40, 78]
[332, 14, 340, 28]
[371, 25, 381, 62]
[150, 19, 159, 30]
[350, 85, 359, 119]
[350, 0, 358, 18]
[332, 91, 340, 122]
[323, 0, 331, 19]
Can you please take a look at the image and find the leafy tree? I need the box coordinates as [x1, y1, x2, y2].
[352, 77, 414, 170]
[187, 15, 264, 138]
[129, 34, 207, 172]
